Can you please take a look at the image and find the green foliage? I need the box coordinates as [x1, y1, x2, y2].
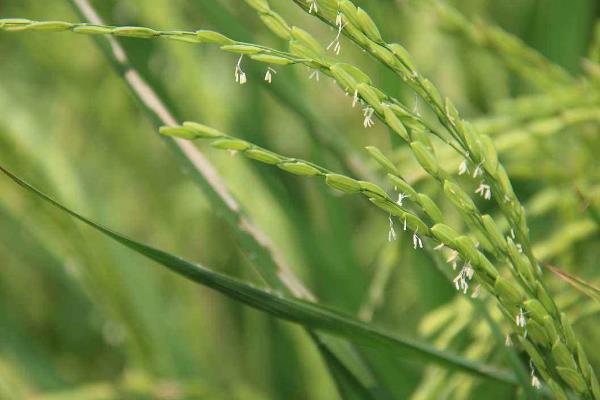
[0, 0, 599, 399]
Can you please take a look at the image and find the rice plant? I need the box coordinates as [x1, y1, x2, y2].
[0, 0, 599, 398]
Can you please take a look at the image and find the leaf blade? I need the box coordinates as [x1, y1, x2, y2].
[0, 164, 517, 386]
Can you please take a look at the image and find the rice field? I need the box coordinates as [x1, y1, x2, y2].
[0, 0, 599, 399]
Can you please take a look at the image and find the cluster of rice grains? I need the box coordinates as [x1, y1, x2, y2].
[2, 0, 599, 398]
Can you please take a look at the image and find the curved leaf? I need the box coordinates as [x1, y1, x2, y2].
[0, 164, 517, 386]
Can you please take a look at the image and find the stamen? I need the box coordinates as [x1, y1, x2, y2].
[446, 250, 459, 270]
[472, 160, 485, 178]
[453, 262, 474, 294]
[530, 361, 541, 389]
[388, 215, 397, 242]
[516, 308, 527, 328]
[458, 159, 468, 175]
[363, 107, 375, 128]
[335, 11, 343, 28]
[475, 181, 492, 200]
[396, 192, 409, 206]
[327, 22, 345, 55]
[413, 229, 423, 249]
[234, 55, 247, 85]
[352, 89, 359, 108]
[264, 67, 277, 84]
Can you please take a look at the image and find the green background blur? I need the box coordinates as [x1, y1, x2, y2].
[0, 0, 598, 399]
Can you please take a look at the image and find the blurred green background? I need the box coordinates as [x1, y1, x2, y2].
[0, 0, 599, 399]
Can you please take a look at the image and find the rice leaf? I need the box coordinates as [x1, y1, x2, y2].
[0, 164, 517, 386]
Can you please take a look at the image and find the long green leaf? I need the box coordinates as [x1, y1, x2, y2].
[309, 332, 378, 400]
[0, 164, 517, 386]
